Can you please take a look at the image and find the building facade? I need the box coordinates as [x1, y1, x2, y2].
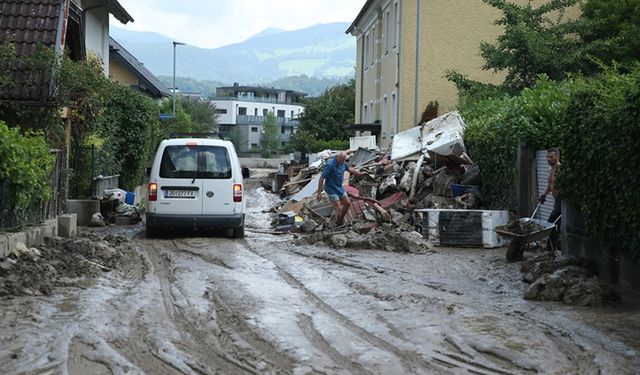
[347, 0, 572, 149]
[210, 84, 306, 152]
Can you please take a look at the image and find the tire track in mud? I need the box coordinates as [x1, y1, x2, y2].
[243, 239, 519, 375]
[296, 313, 374, 375]
[511, 311, 600, 374]
[145, 238, 296, 374]
[247, 239, 544, 375]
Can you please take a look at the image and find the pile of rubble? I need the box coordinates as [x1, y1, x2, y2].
[0, 233, 135, 297]
[263, 112, 483, 252]
[521, 253, 621, 307]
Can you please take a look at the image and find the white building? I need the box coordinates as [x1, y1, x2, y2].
[211, 84, 306, 152]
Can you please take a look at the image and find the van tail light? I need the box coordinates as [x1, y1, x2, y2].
[149, 183, 158, 201]
[233, 184, 242, 202]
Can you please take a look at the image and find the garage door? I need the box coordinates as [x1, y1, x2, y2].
[535, 150, 555, 221]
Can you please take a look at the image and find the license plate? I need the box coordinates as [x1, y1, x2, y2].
[165, 189, 196, 198]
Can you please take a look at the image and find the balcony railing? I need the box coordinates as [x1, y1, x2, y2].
[237, 115, 299, 127]
[210, 96, 303, 105]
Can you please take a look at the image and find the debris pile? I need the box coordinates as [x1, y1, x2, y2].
[0, 233, 136, 297]
[265, 112, 481, 252]
[520, 253, 620, 307]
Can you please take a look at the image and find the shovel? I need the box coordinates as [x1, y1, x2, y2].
[521, 202, 542, 223]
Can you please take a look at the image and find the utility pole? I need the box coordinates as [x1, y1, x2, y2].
[172, 41, 185, 118]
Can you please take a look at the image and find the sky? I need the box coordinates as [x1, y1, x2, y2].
[112, 0, 364, 49]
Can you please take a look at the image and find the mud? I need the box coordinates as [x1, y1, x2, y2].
[521, 253, 621, 307]
[496, 220, 544, 235]
[298, 227, 434, 253]
[0, 233, 137, 297]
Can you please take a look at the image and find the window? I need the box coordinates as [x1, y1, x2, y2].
[251, 127, 258, 133]
[385, 10, 390, 54]
[363, 105, 368, 123]
[254, 108, 258, 116]
[281, 127, 286, 134]
[364, 33, 370, 67]
[277, 110, 285, 118]
[251, 143, 258, 148]
[370, 26, 375, 65]
[263, 109, 268, 116]
[290, 110, 294, 118]
[238, 107, 247, 115]
[160, 145, 231, 179]
[391, 93, 398, 135]
[393, 2, 399, 47]
[214, 108, 227, 114]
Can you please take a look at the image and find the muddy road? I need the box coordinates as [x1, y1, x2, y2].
[1, 174, 639, 374]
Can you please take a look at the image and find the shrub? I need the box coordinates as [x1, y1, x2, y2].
[559, 66, 640, 254]
[0, 121, 54, 209]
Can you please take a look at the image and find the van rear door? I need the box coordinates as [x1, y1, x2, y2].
[200, 145, 236, 216]
[156, 144, 203, 215]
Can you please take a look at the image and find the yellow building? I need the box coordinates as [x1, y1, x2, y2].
[347, 0, 574, 148]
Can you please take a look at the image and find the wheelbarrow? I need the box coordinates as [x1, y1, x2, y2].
[495, 217, 559, 261]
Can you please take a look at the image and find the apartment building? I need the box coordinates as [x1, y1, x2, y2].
[210, 84, 306, 152]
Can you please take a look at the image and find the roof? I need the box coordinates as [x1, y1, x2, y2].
[109, 37, 170, 98]
[0, 0, 72, 102]
[346, 0, 375, 34]
[106, 0, 134, 24]
[217, 85, 307, 98]
[0, 0, 68, 57]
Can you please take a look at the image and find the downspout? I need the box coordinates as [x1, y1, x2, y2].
[413, 0, 420, 127]
[359, 30, 365, 126]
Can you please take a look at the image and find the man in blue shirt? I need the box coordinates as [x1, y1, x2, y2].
[316, 151, 365, 226]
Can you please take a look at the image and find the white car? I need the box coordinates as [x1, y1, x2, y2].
[146, 138, 246, 238]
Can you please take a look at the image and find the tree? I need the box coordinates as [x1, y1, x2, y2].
[158, 99, 192, 136]
[227, 126, 244, 151]
[260, 112, 280, 157]
[448, 0, 587, 94]
[292, 79, 355, 153]
[178, 98, 218, 133]
[579, 0, 640, 71]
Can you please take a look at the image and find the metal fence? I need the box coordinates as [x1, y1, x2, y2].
[0, 150, 64, 231]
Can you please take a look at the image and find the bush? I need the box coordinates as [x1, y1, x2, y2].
[559, 66, 640, 254]
[460, 77, 573, 208]
[0, 121, 54, 209]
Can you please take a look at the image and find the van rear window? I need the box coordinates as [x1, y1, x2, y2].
[160, 145, 232, 179]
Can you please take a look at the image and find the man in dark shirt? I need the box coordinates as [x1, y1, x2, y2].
[316, 151, 365, 226]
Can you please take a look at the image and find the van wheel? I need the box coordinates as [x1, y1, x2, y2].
[146, 225, 159, 238]
[232, 226, 245, 239]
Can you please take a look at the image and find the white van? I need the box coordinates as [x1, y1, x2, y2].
[146, 138, 246, 238]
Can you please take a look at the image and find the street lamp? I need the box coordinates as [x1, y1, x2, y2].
[172, 41, 186, 118]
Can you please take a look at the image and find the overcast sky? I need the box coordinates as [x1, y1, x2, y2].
[112, 0, 364, 49]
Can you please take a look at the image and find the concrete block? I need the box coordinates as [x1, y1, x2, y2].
[58, 214, 78, 238]
[0, 234, 8, 258]
[66, 199, 100, 226]
[7, 232, 27, 253]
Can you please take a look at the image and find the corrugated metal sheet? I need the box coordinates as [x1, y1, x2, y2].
[535, 150, 555, 221]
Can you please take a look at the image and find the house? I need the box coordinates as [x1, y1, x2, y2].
[109, 37, 170, 100]
[0, 0, 133, 103]
[346, 0, 573, 148]
[210, 84, 306, 152]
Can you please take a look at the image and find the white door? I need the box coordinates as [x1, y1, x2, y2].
[200, 146, 236, 216]
[535, 149, 555, 221]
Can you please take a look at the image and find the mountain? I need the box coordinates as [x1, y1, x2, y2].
[109, 23, 355, 86]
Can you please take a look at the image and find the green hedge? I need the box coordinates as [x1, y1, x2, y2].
[461, 77, 573, 209]
[0, 121, 54, 209]
[560, 67, 640, 254]
[460, 67, 640, 254]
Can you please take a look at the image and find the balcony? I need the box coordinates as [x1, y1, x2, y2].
[237, 115, 299, 127]
[210, 96, 303, 105]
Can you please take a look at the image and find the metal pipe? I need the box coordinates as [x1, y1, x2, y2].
[172, 41, 185, 117]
